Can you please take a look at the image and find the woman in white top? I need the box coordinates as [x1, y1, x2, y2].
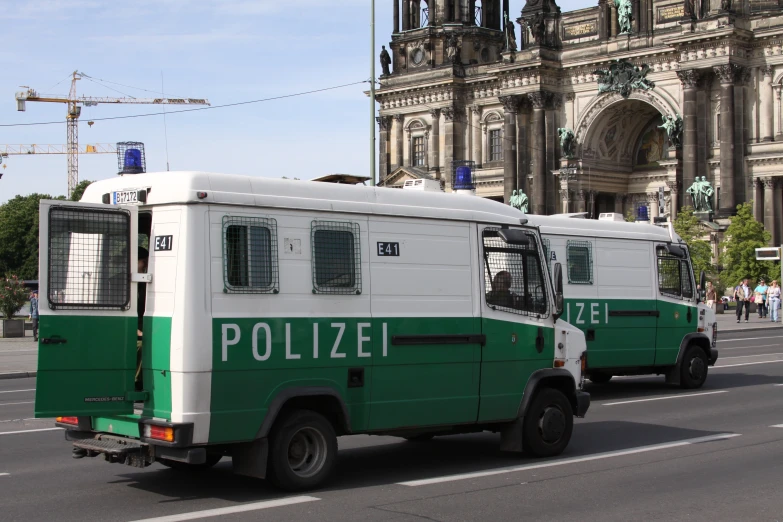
[768, 280, 781, 323]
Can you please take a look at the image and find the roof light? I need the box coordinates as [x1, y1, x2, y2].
[196, 192, 208, 199]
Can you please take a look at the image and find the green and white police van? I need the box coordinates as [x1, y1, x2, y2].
[531, 213, 718, 388]
[35, 171, 589, 491]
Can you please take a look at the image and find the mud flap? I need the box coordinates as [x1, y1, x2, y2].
[665, 366, 681, 386]
[499, 417, 524, 453]
[232, 438, 269, 479]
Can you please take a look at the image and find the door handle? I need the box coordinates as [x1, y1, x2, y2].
[41, 337, 67, 345]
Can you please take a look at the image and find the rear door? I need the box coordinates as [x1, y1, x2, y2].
[35, 200, 139, 418]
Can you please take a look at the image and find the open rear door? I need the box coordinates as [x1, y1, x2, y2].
[35, 200, 139, 418]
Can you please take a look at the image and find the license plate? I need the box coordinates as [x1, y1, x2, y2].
[112, 190, 138, 205]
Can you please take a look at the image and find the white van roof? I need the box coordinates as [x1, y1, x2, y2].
[80, 171, 528, 225]
[528, 215, 680, 243]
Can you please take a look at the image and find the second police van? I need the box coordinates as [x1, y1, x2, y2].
[34, 170, 589, 491]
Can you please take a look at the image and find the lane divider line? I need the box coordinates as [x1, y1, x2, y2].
[0, 401, 34, 407]
[722, 344, 782, 351]
[771, 425, 783, 428]
[0, 473, 9, 477]
[397, 433, 741, 487]
[0, 389, 35, 394]
[714, 360, 783, 369]
[127, 496, 321, 522]
[602, 390, 728, 406]
[719, 353, 783, 360]
[0, 428, 62, 436]
[717, 335, 783, 343]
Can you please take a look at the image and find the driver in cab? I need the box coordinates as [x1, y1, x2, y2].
[487, 270, 519, 310]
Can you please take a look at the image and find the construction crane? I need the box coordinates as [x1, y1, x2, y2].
[15, 71, 209, 196]
[0, 144, 116, 181]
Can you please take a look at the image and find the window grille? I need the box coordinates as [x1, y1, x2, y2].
[222, 216, 279, 294]
[311, 221, 362, 295]
[489, 129, 503, 162]
[567, 240, 593, 285]
[657, 248, 694, 300]
[482, 228, 549, 318]
[48, 206, 131, 310]
[542, 238, 552, 275]
[413, 136, 425, 167]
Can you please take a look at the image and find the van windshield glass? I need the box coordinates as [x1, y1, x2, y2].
[657, 247, 694, 299]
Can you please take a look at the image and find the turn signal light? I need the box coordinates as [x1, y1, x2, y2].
[56, 417, 79, 425]
[580, 354, 586, 373]
[554, 359, 565, 368]
[144, 425, 174, 442]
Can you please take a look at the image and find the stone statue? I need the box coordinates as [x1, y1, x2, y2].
[594, 59, 655, 98]
[684, 0, 696, 19]
[615, 0, 633, 34]
[504, 12, 518, 52]
[558, 128, 576, 158]
[686, 180, 702, 210]
[446, 33, 461, 65]
[380, 46, 391, 77]
[510, 190, 529, 213]
[721, 0, 731, 11]
[659, 114, 683, 149]
[525, 13, 546, 46]
[699, 176, 714, 212]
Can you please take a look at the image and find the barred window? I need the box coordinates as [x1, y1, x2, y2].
[223, 216, 279, 294]
[48, 206, 131, 310]
[483, 228, 549, 317]
[657, 248, 694, 299]
[489, 129, 503, 162]
[312, 221, 362, 295]
[567, 240, 593, 285]
[413, 136, 425, 166]
[542, 238, 552, 276]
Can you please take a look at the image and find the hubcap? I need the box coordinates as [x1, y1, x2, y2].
[287, 427, 328, 478]
[538, 405, 566, 443]
[689, 356, 706, 382]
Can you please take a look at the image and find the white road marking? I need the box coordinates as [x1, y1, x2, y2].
[719, 353, 783, 360]
[714, 360, 783, 369]
[0, 428, 61, 436]
[127, 496, 321, 522]
[602, 390, 727, 406]
[0, 389, 35, 394]
[0, 417, 37, 423]
[398, 433, 741, 487]
[771, 425, 783, 428]
[717, 335, 783, 343]
[0, 401, 34, 407]
[722, 344, 783, 351]
[775, 384, 783, 387]
[0, 473, 9, 477]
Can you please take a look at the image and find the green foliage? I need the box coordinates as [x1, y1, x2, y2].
[0, 193, 60, 280]
[69, 180, 93, 202]
[0, 275, 29, 319]
[720, 202, 778, 286]
[673, 206, 713, 278]
[625, 209, 636, 222]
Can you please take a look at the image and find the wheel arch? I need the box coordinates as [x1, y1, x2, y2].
[256, 386, 352, 440]
[675, 333, 712, 366]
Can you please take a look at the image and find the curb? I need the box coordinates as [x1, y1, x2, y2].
[0, 371, 37, 380]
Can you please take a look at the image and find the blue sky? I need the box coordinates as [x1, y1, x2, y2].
[1, 0, 586, 202]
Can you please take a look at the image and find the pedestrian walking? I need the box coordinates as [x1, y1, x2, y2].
[755, 279, 769, 318]
[768, 280, 781, 323]
[705, 281, 717, 312]
[734, 278, 752, 323]
[28, 290, 39, 342]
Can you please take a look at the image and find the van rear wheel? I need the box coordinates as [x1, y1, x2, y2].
[268, 409, 337, 492]
[680, 345, 709, 389]
[522, 388, 573, 458]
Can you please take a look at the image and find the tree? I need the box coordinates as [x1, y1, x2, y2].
[625, 209, 636, 222]
[0, 194, 58, 280]
[673, 206, 713, 279]
[0, 275, 29, 319]
[720, 202, 778, 287]
[69, 180, 93, 202]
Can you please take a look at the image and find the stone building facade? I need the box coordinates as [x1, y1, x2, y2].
[376, 0, 783, 245]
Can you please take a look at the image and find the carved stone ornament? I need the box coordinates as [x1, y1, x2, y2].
[394, 114, 404, 123]
[528, 91, 549, 109]
[594, 59, 655, 99]
[677, 70, 701, 89]
[713, 64, 744, 85]
[442, 106, 456, 121]
[499, 95, 521, 113]
[559, 189, 570, 200]
[762, 66, 774, 78]
[429, 108, 441, 119]
[376, 116, 392, 132]
[666, 180, 680, 194]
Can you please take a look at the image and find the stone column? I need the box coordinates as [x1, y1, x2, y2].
[444, 0, 452, 22]
[678, 70, 700, 201]
[402, 0, 411, 30]
[394, 0, 400, 33]
[667, 181, 680, 220]
[764, 178, 778, 246]
[575, 190, 586, 213]
[561, 189, 571, 214]
[648, 193, 660, 220]
[517, 109, 529, 195]
[454, 0, 462, 22]
[775, 179, 783, 246]
[610, 4, 618, 37]
[471, 106, 482, 167]
[429, 109, 441, 174]
[760, 66, 775, 142]
[443, 106, 459, 192]
[696, 71, 710, 182]
[528, 91, 548, 215]
[545, 95, 561, 215]
[565, 93, 575, 129]
[499, 95, 520, 204]
[469, 0, 477, 25]
[776, 85, 783, 142]
[714, 64, 739, 216]
[754, 177, 764, 223]
[614, 193, 625, 214]
[377, 116, 392, 183]
[394, 114, 404, 170]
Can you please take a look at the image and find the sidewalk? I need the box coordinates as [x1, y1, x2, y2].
[716, 310, 783, 333]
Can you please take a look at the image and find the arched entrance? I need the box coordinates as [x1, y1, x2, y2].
[560, 93, 676, 219]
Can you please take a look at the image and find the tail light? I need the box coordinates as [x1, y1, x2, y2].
[144, 424, 174, 442]
[56, 416, 79, 425]
[580, 353, 586, 373]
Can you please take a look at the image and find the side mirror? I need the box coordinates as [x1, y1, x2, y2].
[553, 263, 564, 319]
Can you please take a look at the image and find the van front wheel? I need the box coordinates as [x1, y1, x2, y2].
[268, 409, 338, 491]
[680, 345, 709, 389]
[522, 388, 574, 458]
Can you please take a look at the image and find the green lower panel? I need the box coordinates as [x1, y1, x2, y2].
[141, 316, 172, 420]
[92, 415, 141, 438]
[656, 300, 696, 366]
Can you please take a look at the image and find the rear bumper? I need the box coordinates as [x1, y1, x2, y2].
[575, 390, 590, 417]
[65, 430, 207, 466]
[709, 348, 719, 366]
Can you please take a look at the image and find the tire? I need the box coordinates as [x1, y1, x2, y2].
[680, 345, 709, 389]
[522, 388, 574, 458]
[588, 372, 612, 384]
[403, 434, 435, 442]
[268, 409, 338, 492]
[158, 453, 222, 471]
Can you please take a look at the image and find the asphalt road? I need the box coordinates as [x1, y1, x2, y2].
[1, 333, 782, 522]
